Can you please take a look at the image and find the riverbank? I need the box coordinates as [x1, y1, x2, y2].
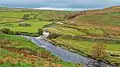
[48, 38, 119, 67]
[20, 35, 114, 67]
[0, 34, 80, 67]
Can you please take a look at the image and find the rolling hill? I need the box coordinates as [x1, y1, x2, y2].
[45, 6, 120, 66]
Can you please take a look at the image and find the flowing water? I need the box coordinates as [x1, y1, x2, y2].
[21, 35, 114, 67]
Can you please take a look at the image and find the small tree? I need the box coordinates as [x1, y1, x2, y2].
[0, 28, 11, 34]
[22, 14, 30, 20]
[90, 43, 107, 60]
[38, 28, 43, 36]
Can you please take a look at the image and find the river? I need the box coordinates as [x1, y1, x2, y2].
[20, 35, 114, 67]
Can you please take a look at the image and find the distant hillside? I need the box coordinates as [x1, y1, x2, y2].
[0, 7, 70, 22]
[63, 6, 120, 37]
[65, 6, 120, 19]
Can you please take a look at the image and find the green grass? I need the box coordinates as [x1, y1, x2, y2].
[86, 28, 104, 35]
[0, 21, 49, 33]
[48, 27, 86, 36]
[0, 48, 18, 59]
[52, 38, 91, 54]
[0, 12, 30, 18]
[0, 62, 31, 67]
[0, 34, 45, 52]
[46, 23, 106, 37]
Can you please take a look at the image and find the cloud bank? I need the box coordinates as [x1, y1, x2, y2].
[0, 0, 120, 10]
[33, 7, 101, 11]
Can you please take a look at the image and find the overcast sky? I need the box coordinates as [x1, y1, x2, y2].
[0, 0, 120, 10]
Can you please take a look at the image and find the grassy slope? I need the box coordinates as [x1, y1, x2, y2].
[46, 7, 120, 65]
[0, 34, 80, 67]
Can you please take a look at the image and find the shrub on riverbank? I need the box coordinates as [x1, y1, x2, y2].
[90, 43, 107, 60]
[37, 28, 43, 36]
[48, 33, 62, 39]
[0, 28, 14, 34]
[0, 28, 39, 37]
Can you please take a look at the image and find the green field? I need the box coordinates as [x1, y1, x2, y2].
[0, 8, 70, 33]
[0, 21, 49, 33]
